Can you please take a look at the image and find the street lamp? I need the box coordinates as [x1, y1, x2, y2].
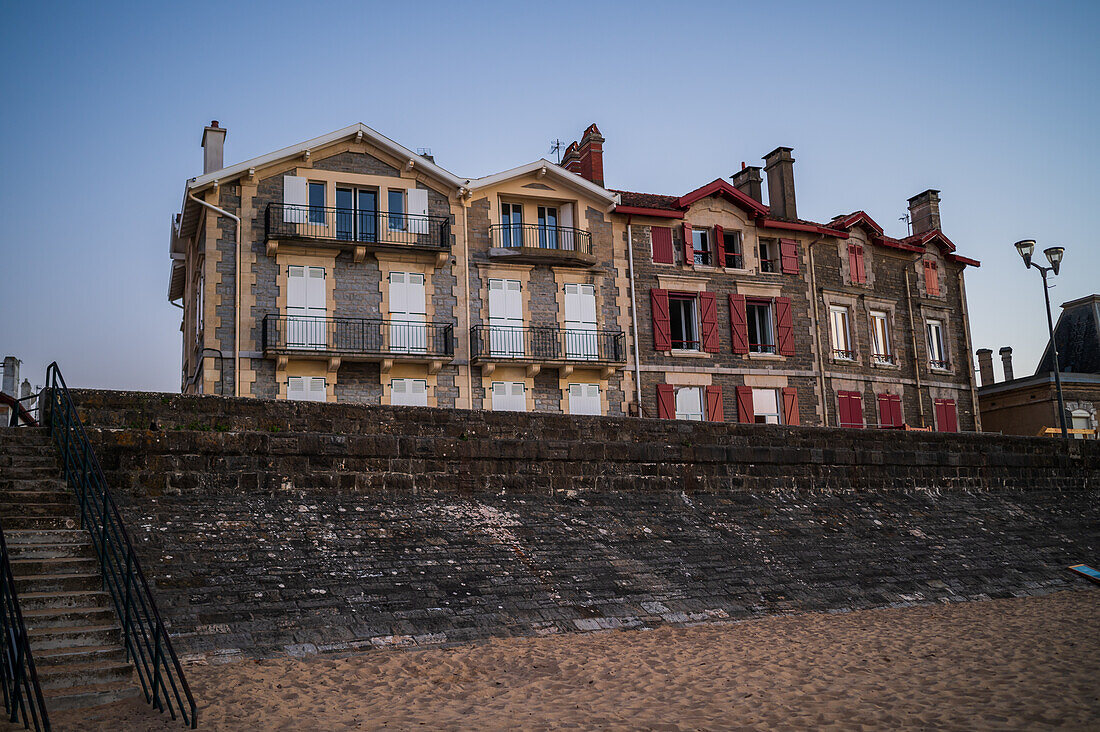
[1014, 240, 1068, 437]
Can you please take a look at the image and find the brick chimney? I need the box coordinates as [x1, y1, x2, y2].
[560, 140, 581, 175]
[763, 147, 797, 219]
[907, 189, 941, 235]
[976, 348, 994, 386]
[201, 120, 226, 174]
[999, 346, 1014, 382]
[575, 124, 605, 187]
[731, 164, 763, 203]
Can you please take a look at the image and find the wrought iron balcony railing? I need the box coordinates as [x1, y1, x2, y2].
[871, 352, 896, 365]
[265, 204, 450, 251]
[489, 223, 593, 255]
[470, 325, 625, 363]
[262, 315, 454, 358]
[833, 349, 856, 360]
[929, 358, 950, 370]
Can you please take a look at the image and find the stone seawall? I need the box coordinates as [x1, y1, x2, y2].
[69, 390, 1098, 660]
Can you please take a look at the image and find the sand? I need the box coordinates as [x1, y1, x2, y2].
[46, 590, 1099, 731]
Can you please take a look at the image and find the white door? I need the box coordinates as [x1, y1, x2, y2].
[488, 279, 523, 357]
[287, 265, 327, 349]
[287, 376, 326, 402]
[564, 283, 598, 359]
[568, 383, 601, 416]
[491, 381, 526, 412]
[389, 272, 427, 353]
[391, 378, 428, 407]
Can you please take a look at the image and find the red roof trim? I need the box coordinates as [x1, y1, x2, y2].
[614, 205, 685, 219]
[903, 229, 957, 253]
[948, 254, 981, 267]
[757, 217, 849, 239]
[677, 179, 768, 217]
[832, 210, 885, 236]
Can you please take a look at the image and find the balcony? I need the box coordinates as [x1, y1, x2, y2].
[929, 358, 950, 371]
[264, 204, 451, 261]
[470, 325, 625, 377]
[262, 315, 454, 372]
[488, 224, 596, 267]
[871, 352, 896, 366]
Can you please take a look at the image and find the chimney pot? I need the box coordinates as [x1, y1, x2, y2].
[907, 189, 941, 235]
[999, 346, 1014, 382]
[575, 124, 605, 187]
[976, 348, 995, 386]
[201, 121, 227, 175]
[763, 147, 797, 219]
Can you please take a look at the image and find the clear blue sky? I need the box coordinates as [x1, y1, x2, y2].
[1, 0, 1097, 391]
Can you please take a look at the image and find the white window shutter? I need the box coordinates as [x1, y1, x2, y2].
[306, 267, 326, 314]
[407, 273, 426, 316]
[287, 266, 306, 311]
[287, 377, 305, 400]
[560, 202, 574, 229]
[407, 188, 429, 234]
[307, 377, 327, 402]
[283, 176, 309, 223]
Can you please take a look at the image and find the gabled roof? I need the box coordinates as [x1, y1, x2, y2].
[465, 159, 619, 205]
[902, 229, 957, 253]
[830, 211, 884, 237]
[826, 212, 978, 266]
[1036, 294, 1100, 376]
[677, 179, 768, 217]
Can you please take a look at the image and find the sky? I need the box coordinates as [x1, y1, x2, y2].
[0, 0, 1097, 391]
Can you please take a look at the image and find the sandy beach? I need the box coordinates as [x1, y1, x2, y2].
[45, 589, 1099, 731]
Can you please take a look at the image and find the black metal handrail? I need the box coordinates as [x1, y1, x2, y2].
[265, 203, 450, 250]
[1, 393, 37, 428]
[489, 223, 593, 255]
[262, 315, 454, 358]
[0, 519, 49, 731]
[42, 363, 197, 728]
[470, 325, 624, 363]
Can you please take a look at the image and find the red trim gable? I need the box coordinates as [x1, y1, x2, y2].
[615, 205, 685, 219]
[677, 179, 769, 217]
[904, 229, 957, 253]
[948, 253, 981, 268]
[832, 211, 885, 237]
[757, 218, 849, 238]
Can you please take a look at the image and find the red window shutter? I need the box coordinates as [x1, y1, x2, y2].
[855, 246, 866, 283]
[935, 398, 958, 432]
[849, 245, 866, 284]
[780, 239, 799, 274]
[728, 294, 749, 354]
[925, 260, 940, 296]
[700, 292, 719, 353]
[877, 393, 895, 428]
[714, 224, 726, 266]
[706, 385, 724, 422]
[891, 394, 903, 428]
[650, 289, 671, 350]
[775, 297, 795, 356]
[736, 386, 754, 424]
[839, 391, 864, 428]
[781, 387, 799, 426]
[651, 226, 674, 264]
[656, 384, 675, 419]
[682, 223, 693, 264]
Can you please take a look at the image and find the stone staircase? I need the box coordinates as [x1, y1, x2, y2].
[0, 427, 138, 712]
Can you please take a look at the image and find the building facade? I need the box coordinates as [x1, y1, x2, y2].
[169, 121, 980, 430]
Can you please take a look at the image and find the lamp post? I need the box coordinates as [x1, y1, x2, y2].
[1014, 239, 1068, 438]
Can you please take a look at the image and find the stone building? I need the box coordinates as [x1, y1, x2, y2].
[977, 294, 1100, 437]
[168, 121, 980, 429]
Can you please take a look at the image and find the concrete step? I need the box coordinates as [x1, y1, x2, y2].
[0, 444, 56, 458]
[34, 644, 128, 668]
[7, 540, 94, 560]
[0, 487, 73, 504]
[1, 502, 79, 519]
[15, 572, 100, 594]
[10, 557, 98, 577]
[18, 590, 111, 612]
[0, 464, 60, 479]
[37, 660, 133, 691]
[28, 624, 122, 652]
[2, 515, 79, 531]
[42, 680, 140, 712]
[22, 606, 116, 630]
[4, 529, 90, 546]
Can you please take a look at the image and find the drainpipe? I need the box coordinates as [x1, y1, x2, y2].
[807, 239, 829, 425]
[904, 267, 925, 427]
[625, 217, 643, 415]
[460, 188, 474, 407]
[956, 269, 981, 432]
[188, 191, 241, 398]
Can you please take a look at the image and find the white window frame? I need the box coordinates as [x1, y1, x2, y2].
[746, 299, 775, 354]
[723, 230, 744, 269]
[927, 319, 947, 367]
[674, 386, 705, 421]
[669, 294, 700, 352]
[691, 229, 711, 266]
[829, 306, 852, 358]
[870, 310, 891, 360]
[752, 388, 782, 424]
[758, 240, 779, 273]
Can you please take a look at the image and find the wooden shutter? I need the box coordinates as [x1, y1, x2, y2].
[925, 260, 940, 296]
[681, 223, 693, 264]
[935, 398, 958, 432]
[651, 226, 674, 264]
[407, 188, 429, 234]
[877, 393, 899, 428]
[283, 176, 308, 222]
[736, 386, 754, 423]
[706, 385, 724, 422]
[780, 239, 799, 274]
[714, 225, 726, 267]
[849, 245, 866, 284]
[728, 294, 748, 354]
[781, 387, 799, 426]
[775, 297, 794, 356]
[656, 384, 675, 419]
[839, 391, 864, 428]
[650, 289, 671, 350]
[700, 292, 719, 353]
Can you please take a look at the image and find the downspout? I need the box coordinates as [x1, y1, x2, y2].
[956, 268, 981, 432]
[460, 188, 474, 407]
[904, 267, 925, 427]
[188, 191, 241, 397]
[807, 239, 829, 425]
[625, 217, 643, 415]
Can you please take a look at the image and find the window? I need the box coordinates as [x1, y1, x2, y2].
[491, 381, 526, 412]
[759, 240, 779, 273]
[488, 279, 523, 357]
[829, 306, 853, 360]
[927, 320, 948, 369]
[692, 229, 711, 266]
[746, 299, 775, 354]
[194, 270, 204, 341]
[669, 294, 699, 350]
[391, 378, 428, 407]
[336, 187, 378, 241]
[537, 206, 559, 248]
[568, 383, 601, 416]
[389, 272, 427, 354]
[752, 388, 781, 424]
[1070, 410, 1093, 439]
[308, 182, 326, 225]
[287, 376, 326, 402]
[870, 311, 893, 364]
[286, 265, 327, 349]
[563, 284, 598, 360]
[723, 230, 744, 269]
[500, 202, 524, 247]
[388, 189, 406, 231]
[675, 386, 704, 421]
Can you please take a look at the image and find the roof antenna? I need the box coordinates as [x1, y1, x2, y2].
[549, 139, 566, 164]
[899, 212, 911, 237]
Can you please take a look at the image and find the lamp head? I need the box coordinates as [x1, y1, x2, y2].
[1043, 246, 1064, 275]
[1014, 239, 1035, 268]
